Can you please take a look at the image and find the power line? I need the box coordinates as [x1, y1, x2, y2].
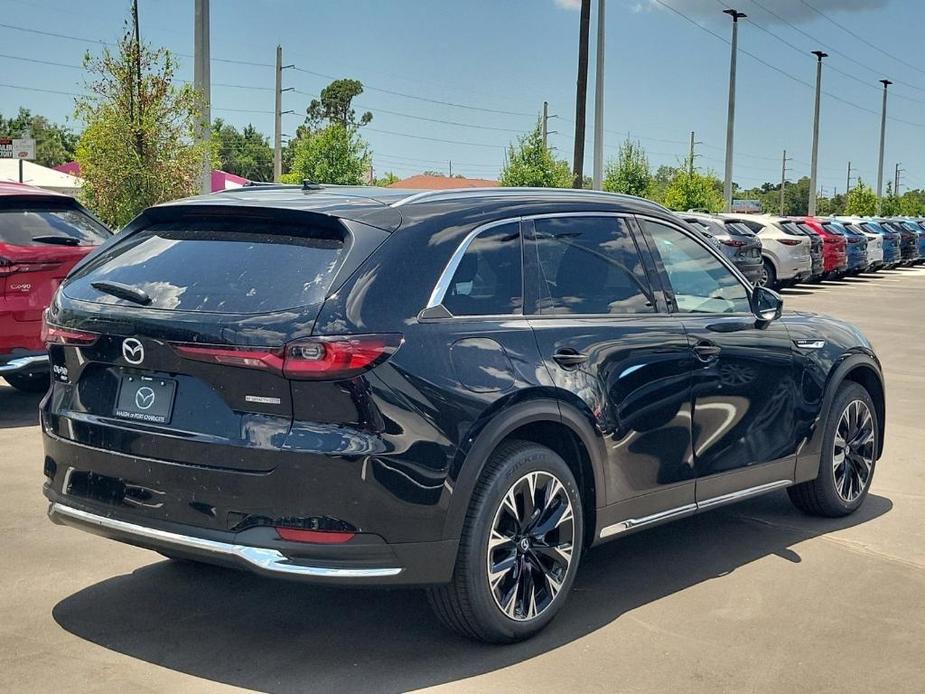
[364, 127, 505, 149]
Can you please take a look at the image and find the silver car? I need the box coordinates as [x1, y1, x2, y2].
[718, 213, 813, 288]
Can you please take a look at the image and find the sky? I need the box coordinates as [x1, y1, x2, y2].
[1, 0, 924, 194]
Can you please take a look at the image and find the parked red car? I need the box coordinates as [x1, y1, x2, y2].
[1, 182, 110, 392]
[787, 217, 847, 279]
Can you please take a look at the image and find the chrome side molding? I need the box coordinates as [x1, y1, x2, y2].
[599, 479, 792, 539]
[48, 502, 402, 578]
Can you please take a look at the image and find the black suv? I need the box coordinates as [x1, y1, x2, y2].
[42, 186, 885, 642]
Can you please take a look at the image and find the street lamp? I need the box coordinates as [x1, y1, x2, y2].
[722, 9, 746, 212]
[808, 50, 827, 217]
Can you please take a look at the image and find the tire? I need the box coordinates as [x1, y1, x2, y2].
[759, 259, 777, 289]
[4, 371, 50, 393]
[427, 440, 583, 643]
[788, 382, 878, 517]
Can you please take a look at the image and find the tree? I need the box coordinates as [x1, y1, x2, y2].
[499, 123, 572, 188]
[306, 79, 371, 129]
[603, 138, 651, 198]
[74, 14, 205, 227]
[816, 193, 846, 216]
[658, 152, 723, 212]
[211, 119, 273, 181]
[845, 179, 878, 216]
[0, 108, 78, 168]
[898, 190, 925, 216]
[282, 123, 371, 185]
[374, 171, 400, 186]
[880, 182, 901, 216]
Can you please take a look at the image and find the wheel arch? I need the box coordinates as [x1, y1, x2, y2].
[443, 397, 607, 548]
[794, 351, 886, 483]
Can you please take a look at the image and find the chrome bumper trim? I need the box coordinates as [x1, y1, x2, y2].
[0, 354, 48, 374]
[48, 502, 402, 578]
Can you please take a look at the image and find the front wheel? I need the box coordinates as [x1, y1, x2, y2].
[788, 382, 878, 517]
[4, 371, 49, 393]
[428, 440, 583, 643]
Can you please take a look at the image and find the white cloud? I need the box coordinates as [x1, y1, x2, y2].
[636, 0, 889, 25]
[554, 0, 583, 10]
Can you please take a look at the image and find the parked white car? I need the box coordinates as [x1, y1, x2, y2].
[718, 213, 813, 288]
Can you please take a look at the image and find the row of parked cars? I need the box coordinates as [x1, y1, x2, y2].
[678, 211, 925, 289]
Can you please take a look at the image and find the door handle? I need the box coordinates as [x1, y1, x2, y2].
[692, 341, 721, 362]
[553, 349, 589, 368]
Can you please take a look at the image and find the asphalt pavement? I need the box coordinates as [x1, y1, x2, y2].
[2, 267, 924, 693]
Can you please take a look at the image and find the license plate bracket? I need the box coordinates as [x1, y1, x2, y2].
[114, 373, 177, 425]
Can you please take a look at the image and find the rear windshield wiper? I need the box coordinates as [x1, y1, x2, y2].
[90, 280, 152, 306]
[32, 235, 80, 246]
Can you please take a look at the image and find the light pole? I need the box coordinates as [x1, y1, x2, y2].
[722, 9, 746, 212]
[876, 79, 892, 212]
[592, 0, 605, 190]
[194, 0, 211, 195]
[807, 50, 827, 217]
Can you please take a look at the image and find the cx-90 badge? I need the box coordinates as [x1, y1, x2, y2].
[122, 338, 144, 365]
[134, 387, 156, 410]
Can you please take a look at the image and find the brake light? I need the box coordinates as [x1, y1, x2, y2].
[172, 334, 403, 380]
[41, 316, 99, 346]
[0, 257, 60, 276]
[720, 238, 746, 247]
[778, 238, 803, 246]
[275, 527, 355, 544]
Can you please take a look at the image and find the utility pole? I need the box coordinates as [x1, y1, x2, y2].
[542, 101, 549, 147]
[779, 149, 791, 216]
[572, 0, 591, 188]
[876, 79, 892, 212]
[592, 0, 606, 190]
[808, 50, 827, 217]
[894, 162, 903, 197]
[722, 9, 746, 212]
[846, 161, 853, 193]
[273, 46, 294, 182]
[193, 0, 210, 195]
[449, 160, 453, 178]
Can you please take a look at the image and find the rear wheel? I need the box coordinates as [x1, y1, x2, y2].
[758, 259, 777, 289]
[428, 440, 583, 643]
[4, 371, 49, 393]
[788, 382, 878, 517]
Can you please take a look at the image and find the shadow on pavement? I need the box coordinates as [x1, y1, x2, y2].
[0, 384, 42, 429]
[52, 491, 892, 694]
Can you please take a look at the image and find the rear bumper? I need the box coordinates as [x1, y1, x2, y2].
[41, 429, 458, 586]
[0, 353, 48, 375]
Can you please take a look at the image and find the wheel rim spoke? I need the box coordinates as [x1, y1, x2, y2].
[487, 470, 575, 622]
[833, 400, 875, 502]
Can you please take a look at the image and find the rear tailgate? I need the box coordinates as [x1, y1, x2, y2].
[46, 207, 387, 472]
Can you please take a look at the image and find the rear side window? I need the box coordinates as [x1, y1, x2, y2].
[529, 216, 654, 315]
[780, 221, 806, 236]
[442, 222, 522, 317]
[0, 207, 110, 246]
[65, 218, 346, 314]
[725, 222, 755, 236]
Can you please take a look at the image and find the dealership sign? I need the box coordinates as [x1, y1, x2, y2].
[0, 137, 36, 160]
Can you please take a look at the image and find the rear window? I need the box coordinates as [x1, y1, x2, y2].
[724, 221, 755, 236]
[0, 206, 110, 246]
[65, 219, 346, 314]
[779, 221, 806, 236]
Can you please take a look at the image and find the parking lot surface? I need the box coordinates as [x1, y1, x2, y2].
[3, 268, 925, 694]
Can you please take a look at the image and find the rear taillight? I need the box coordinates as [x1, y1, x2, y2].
[275, 527, 355, 544]
[41, 315, 99, 346]
[0, 257, 60, 276]
[720, 239, 746, 247]
[172, 334, 403, 381]
[778, 238, 803, 246]
[847, 237, 859, 244]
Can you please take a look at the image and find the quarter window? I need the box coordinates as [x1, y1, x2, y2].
[442, 223, 522, 316]
[643, 220, 751, 314]
[529, 216, 654, 315]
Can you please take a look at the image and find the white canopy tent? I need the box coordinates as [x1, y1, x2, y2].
[0, 160, 83, 196]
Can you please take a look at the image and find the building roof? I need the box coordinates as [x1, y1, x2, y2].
[387, 174, 498, 190]
[0, 160, 82, 193]
[0, 180, 67, 198]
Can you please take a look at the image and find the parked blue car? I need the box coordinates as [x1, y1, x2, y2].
[857, 221, 901, 267]
[824, 221, 868, 273]
[898, 221, 925, 263]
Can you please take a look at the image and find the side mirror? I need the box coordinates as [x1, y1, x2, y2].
[752, 285, 783, 323]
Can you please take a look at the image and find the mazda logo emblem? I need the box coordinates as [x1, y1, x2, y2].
[122, 338, 144, 365]
[134, 387, 156, 410]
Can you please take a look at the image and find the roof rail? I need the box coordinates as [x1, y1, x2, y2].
[389, 186, 651, 208]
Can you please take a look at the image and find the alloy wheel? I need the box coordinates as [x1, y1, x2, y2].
[832, 399, 875, 502]
[486, 471, 575, 621]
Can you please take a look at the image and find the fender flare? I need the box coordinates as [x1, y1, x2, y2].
[441, 398, 608, 541]
[794, 350, 885, 483]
